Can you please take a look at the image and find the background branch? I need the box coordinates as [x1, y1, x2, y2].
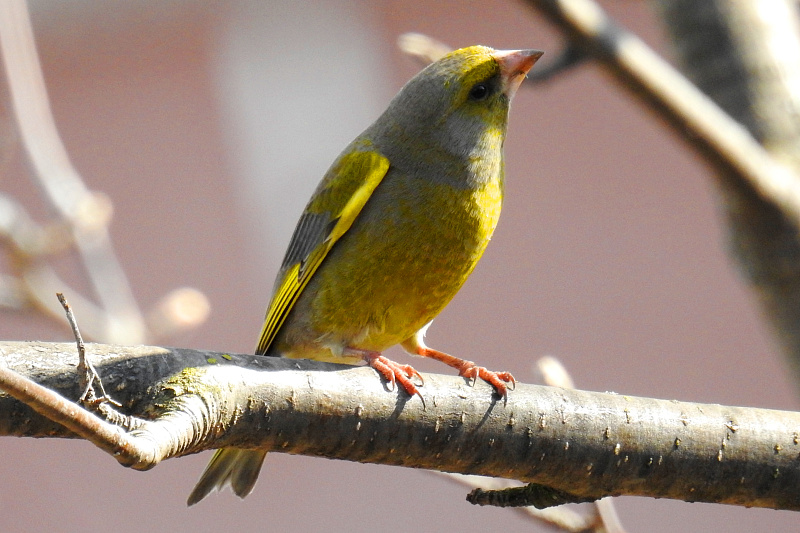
[525, 0, 800, 389]
[651, 0, 800, 389]
[0, 0, 145, 342]
[0, 0, 209, 344]
[524, 0, 800, 221]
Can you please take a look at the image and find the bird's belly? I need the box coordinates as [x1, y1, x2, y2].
[276, 175, 502, 359]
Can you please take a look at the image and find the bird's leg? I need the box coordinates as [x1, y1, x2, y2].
[345, 348, 424, 399]
[411, 345, 515, 399]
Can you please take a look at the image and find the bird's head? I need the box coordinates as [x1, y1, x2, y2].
[376, 45, 543, 168]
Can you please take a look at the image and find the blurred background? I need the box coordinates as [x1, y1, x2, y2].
[1, 0, 797, 531]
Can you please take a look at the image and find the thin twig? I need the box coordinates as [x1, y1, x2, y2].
[0, 274, 29, 310]
[527, 43, 587, 82]
[56, 292, 118, 408]
[0, 2, 209, 345]
[397, 33, 452, 64]
[58, 292, 93, 400]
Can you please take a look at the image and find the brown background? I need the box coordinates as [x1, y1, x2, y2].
[1, 1, 797, 531]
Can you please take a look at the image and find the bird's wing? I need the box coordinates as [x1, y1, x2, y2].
[255, 148, 390, 354]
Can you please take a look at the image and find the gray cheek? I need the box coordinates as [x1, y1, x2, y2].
[437, 114, 496, 157]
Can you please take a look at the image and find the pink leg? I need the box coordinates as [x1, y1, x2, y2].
[413, 346, 515, 399]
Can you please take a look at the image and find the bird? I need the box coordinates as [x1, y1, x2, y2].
[187, 44, 542, 506]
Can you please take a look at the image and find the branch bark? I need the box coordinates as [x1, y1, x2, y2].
[1, 341, 798, 511]
[524, 0, 800, 388]
[651, 0, 800, 388]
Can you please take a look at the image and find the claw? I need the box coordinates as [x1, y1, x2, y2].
[365, 354, 424, 403]
[413, 346, 514, 400]
[464, 365, 515, 400]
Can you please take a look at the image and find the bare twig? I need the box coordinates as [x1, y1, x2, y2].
[527, 43, 587, 82]
[56, 292, 103, 403]
[0, 0, 209, 346]
[0, 192, 72, 257]
[145, 287, 211, 341]
[467, 483, 595, 508]
[55, 292, 130, 437]
[0, 274, 28, 310]
[537, 355, 576, 389]
[650, 0, 800, 386]
[594, 498, 627, 533]
[397, 33, 452, 64]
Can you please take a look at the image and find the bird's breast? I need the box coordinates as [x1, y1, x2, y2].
[293, 166, 503, 353]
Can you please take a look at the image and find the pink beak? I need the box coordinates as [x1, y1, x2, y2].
[493, 49, 544, 98]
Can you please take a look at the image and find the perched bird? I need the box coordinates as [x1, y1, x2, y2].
[187, 44, 542, 506]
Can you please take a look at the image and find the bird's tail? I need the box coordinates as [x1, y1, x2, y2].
[187, 448, 268, 506]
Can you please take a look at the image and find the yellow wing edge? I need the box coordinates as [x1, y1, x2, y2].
[255, 150, 390, 354]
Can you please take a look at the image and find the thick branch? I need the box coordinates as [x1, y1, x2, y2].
[1, 341, 799, 511]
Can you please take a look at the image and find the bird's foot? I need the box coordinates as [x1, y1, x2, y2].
[416, 347, 515, 400]
[459, 363, 516, 400]
[362, 353, 424, 400]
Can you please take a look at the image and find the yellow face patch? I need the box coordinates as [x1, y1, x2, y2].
[440, 46, 501, 102]
[433, 46, 508, 130]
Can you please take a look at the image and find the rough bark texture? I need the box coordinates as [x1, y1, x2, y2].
[1, 341, 800, 510]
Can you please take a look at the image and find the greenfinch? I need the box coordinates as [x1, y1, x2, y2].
[187, 44, 542, 506]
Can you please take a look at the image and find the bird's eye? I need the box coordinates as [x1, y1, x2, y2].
[468, 83, 490, 101]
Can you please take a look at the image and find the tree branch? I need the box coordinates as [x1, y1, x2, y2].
[524, 0, 800, 389]
[1, 341, 798, 511]
[524, 0, 800, 225]
[651, 0, 800, 388]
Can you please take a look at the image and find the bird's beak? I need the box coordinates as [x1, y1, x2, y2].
[494, 49, 544, 99]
